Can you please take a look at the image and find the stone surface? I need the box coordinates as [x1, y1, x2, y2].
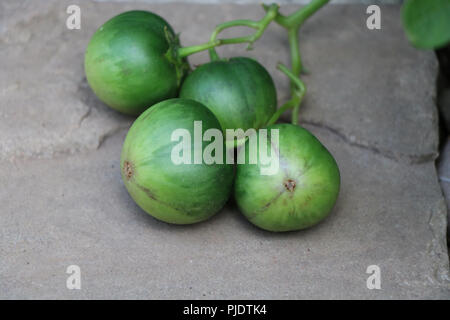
[439, 84, 450, 131]
[0, 0, 448, 299]
[0, 0, 134, 161]
[438, 136, 450, 245]
[1, 127, 448, 299]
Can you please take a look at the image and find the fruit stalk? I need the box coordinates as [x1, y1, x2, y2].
[177, 39, 222, 58]
[177, 3, 279, 59]
[264, 0, 329, 124]
[180, 0, 328, 124]
[208, 3, 279, 61]
[265, 0, 329, 29]
[266, 63, 306, 126]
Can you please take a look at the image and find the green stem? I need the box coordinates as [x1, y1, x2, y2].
[178, 39, 222, 58]
[264, 0, 329, 29]
[263, 0, 327, 125]
[266, 100, 296, 126]
[286, 0, 329, 28]
[279, 64, 306, 125]
[291, 98, 301, 125]
[267, 63, 306, 126]
[177, 3, 278, 60]
[209, 3, 279, 61]
[287, 28, 302, 124]
[288, 28, 301, 76]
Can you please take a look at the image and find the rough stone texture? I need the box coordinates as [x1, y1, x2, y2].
[438, 136, 450, 245]
[0, 1, 134, 161]
[439, 84, 450, 131]
[0, 1, 449, 299]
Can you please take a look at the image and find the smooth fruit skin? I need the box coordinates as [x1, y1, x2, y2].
[234, 124, 340, 232]
[179, 57, 277, 137]
[120, 98, 234, 224]
[85, 11, 181, 115]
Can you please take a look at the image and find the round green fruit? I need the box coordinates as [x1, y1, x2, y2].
[120, 98, 234, 224]
[179, 57, 277, 142]
[234, 123, 340, 232]
[85, 10, 188, 115]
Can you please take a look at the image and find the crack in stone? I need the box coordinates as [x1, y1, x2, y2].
[96, 125, 129, 151]
[0, 78, 131, 162]
[77, 105, 92, 129]
[426, 199, 450, 285]
[74, 77, 132, 151]
[300, 119, 438, 165]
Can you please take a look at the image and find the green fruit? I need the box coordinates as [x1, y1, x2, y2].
[234, 123, 340, 232]
[179, 57, 277, 142]
[85, 10, 188, 115]
[120, 98, 234, 224]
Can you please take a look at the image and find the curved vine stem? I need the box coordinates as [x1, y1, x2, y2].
[288, 28, 301, 78]
[177, 3, 278, 61]
[263, 0, 329, 30]
[178, 39, 222, 58]
[177, 0, 328, 127]
[267, 63, 306, 126]
[263, 0, 328, 125]
[208, 3, 279, 61]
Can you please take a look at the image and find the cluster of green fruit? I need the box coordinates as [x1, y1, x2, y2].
[84, 8, 340, 232]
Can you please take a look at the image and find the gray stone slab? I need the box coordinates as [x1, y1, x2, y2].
[439, 84, 450, 131]
[438, 136, 450, 245]
[0, 0, 448, 299]
[0, 1, 136, 161]
[1, 126, 449, 299]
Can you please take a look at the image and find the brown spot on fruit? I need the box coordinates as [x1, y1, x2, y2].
[283, 179, 296, 192]
[123, 160, 134, 180]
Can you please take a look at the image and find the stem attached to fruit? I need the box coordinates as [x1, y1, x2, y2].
[269, 0, 328, 75]
[263, 0, 329, 30]
[208, 3, 279, 61]
[288, 28, 301, 77]
[177, 0, 328, 126]
[266, 63, 306, 126]
[178, 39, 222, 58]
[283, 65, 306, 125]
[266, 100, 296, 127]
[264, 0, 328, 125]
[177, 3, 278, 60]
